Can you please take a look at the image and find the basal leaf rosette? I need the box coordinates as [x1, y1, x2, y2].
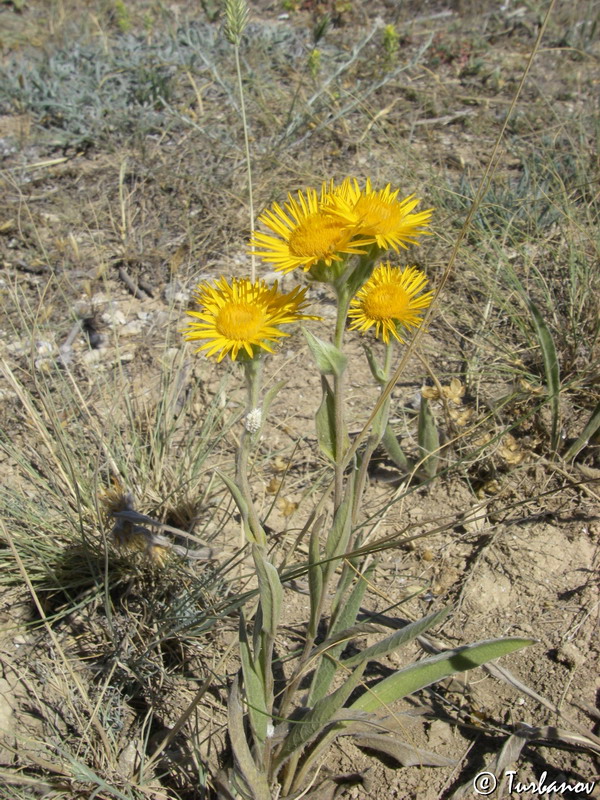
[348, 262, 432, 344]
[326, 178, 433, 254]
[182, 276, 318, 362]
[250, 184, 373, 276]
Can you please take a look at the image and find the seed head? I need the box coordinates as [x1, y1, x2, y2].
[224, 0, 249, 46]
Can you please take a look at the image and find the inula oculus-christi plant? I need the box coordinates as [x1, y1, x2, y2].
[177, 2, 532, 796]
[179, 184, 532, 796]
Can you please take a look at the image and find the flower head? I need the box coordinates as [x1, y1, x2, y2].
[326, 178, 433, 252]
[348, 262, 432, 344]
[251, 185, 372, 274]
[99, 481, 170, 567]
[182, 277, 318, 361]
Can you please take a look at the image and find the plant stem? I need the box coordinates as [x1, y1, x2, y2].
[352, 341, 394, 522]
[236, 358, 266, 544]
[332, 286, 350, 511]
[233, 44, 256, 282]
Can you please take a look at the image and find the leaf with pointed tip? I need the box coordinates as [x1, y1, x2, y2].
[238, 611, 268, 746]
[217, 470, 262, 542]
[350, 732, 457, 767]
[382, 424, 411, 471]
[351, 638, 534, 713]
[362, 343, 386, 385]
[303, 328, 347, 376]
[227, 676, 271, 800]
[275, 662, 367, 768]
[342, 607, 451, 668]
[563, 400, 600, 461]
[315, 376, 348, 462]
[252, 545, 282, 638]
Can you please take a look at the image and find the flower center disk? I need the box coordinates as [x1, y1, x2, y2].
[363, 284, 409, 321]
[216, 303, 264, 340]
[288, 214, 346, 258]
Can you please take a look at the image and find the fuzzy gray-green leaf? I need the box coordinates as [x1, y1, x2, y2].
[382, 424, 411, 471]
[351, 637, 534, 713]
[342, 606, 451, 668]
[303, 328, 347, 377]
[362, 343, 386, 385]
[227, 675, 271, 800]
[252, 545, 282, 638]
[315, 377, 337, 462]
[309, 562, 375, 705]
[239, 612, 268, 745]
[349, 732, 456, 767]
[275, 661, 367, 767]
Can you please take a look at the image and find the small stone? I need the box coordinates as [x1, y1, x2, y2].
[121, 319, 145, 336]
[82, 349, 103, 365]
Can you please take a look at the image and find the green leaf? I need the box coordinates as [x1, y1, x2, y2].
[308, 518, 324, 640]
[349, 732, 456, 767]
[351, 637, 535, 713]
[362, 343, 386, 385]
[342, 248, 378, 298]
[275, 662, 367, 767]
[261, 380, 287, 430]
[217, 470, 250, 528]
[252, 545, 283, 638]
[342, 606, 451, 668]
[309, 562, 375, 705]
[528, 300, 560, 453]
[382, 424, 411, 472]
[370, 396, 391, 443]
[303, 328, 348, 376]
[418, 397, 439, 478]
[563, 400, 600, 461]
[322, 486, 354, 592]
[315, 376, 348, 462]
[239, 611, 268, 746]
[227, 675, 271, 800]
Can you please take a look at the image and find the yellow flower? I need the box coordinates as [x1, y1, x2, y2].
[251, 185, 373, 273]
[348, 262, 432, 344]
[326, 178, 433, 252]
[182, 276, 318, 361]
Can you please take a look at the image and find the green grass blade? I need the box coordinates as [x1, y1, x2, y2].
[417, 397, 439, 478]
[351, 637, 534, 713]
[527, 300, 561, 453]
[563, 401, 600, 461]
